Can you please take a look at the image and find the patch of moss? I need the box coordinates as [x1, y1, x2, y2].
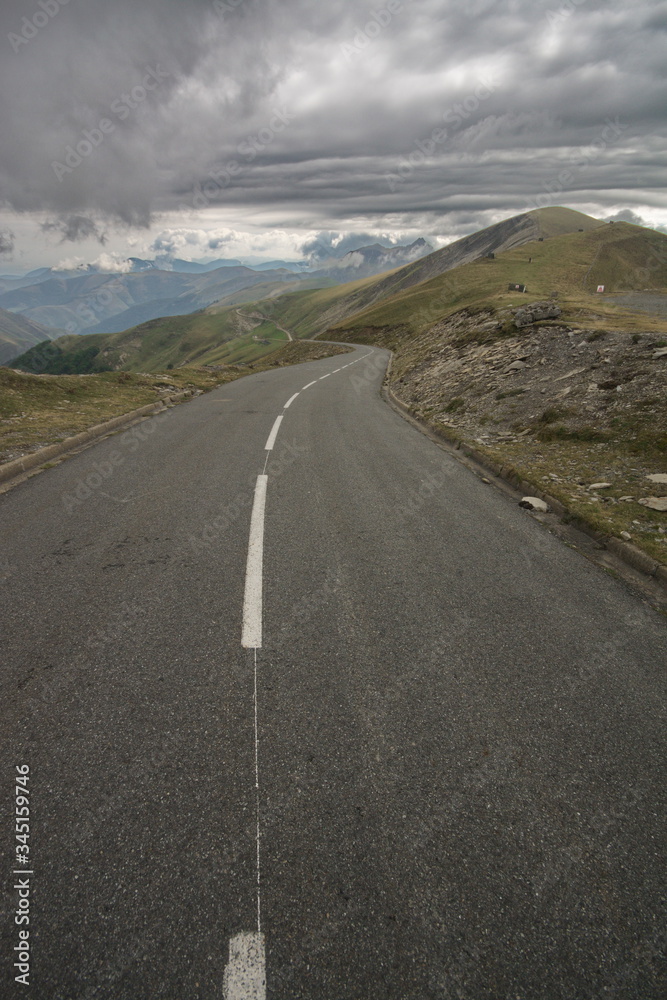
[536, 424, 608, 443]
[444, 397, 465, 413]
[496, 388, 527, 401]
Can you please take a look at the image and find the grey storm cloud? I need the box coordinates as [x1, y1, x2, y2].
[41, 215, 107, 244]
[0, 0, 665, 239]
[0, 230, 15, 257]
[606, 208, 667, 234]
[606, 209, 648, 225]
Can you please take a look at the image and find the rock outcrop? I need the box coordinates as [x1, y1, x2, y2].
[513, 301, 562, 328]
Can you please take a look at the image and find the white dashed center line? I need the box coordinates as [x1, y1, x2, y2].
[231, 349, 378, 996]
[223, 932, 266, 1000]
[264, 415, 283, 451]
[242, 475, 268, 649]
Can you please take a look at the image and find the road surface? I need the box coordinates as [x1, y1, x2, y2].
[1, 345, 665, 999]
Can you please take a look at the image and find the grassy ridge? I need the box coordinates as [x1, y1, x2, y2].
[12, 307, 303, 374]
[194, 319, 289, 365]
[231, 220, 667, 352]
[326, 223, 667, 344]
[254, 276, 385, 339]
[530, 205, 605, 237]
[12, 307, 259, 374]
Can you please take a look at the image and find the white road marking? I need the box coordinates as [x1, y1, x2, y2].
[222, 932, 266, 1000]
[242, 475, 268, 649]
[232, 350, 377, 975]
[264, 416, 283, 451]
[253, 646, 262, 931]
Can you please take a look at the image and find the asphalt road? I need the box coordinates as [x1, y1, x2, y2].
[1, 345, 665, 999]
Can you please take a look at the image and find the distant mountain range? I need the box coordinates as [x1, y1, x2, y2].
[0, 308, 62, 366]
[125, 256, 309, 274]
[0, 265, 303, 341]
[0, 237, 438, 360]
[14, 206, 653, 377]
[312, 238, 434, 281]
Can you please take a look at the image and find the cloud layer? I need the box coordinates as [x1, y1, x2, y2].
[1, 0, 666, 258]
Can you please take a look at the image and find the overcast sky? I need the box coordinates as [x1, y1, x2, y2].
[1, 0, 665, 272]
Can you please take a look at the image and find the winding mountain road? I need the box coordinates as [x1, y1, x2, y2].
[2, 345, 665, 999]
[236, 308, 294, 341]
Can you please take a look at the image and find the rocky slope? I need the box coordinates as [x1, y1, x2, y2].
[389, 303, 667, 564]
[392, 305, 666, 444]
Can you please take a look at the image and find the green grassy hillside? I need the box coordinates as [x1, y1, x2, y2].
[255, 276, 385, 339]
[325, 221, 667, 347]
[94, 309, 247, 370]
[530, 205, 605, 237]
[246, 208, 610, 342]
[12, 305, 284, 374]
